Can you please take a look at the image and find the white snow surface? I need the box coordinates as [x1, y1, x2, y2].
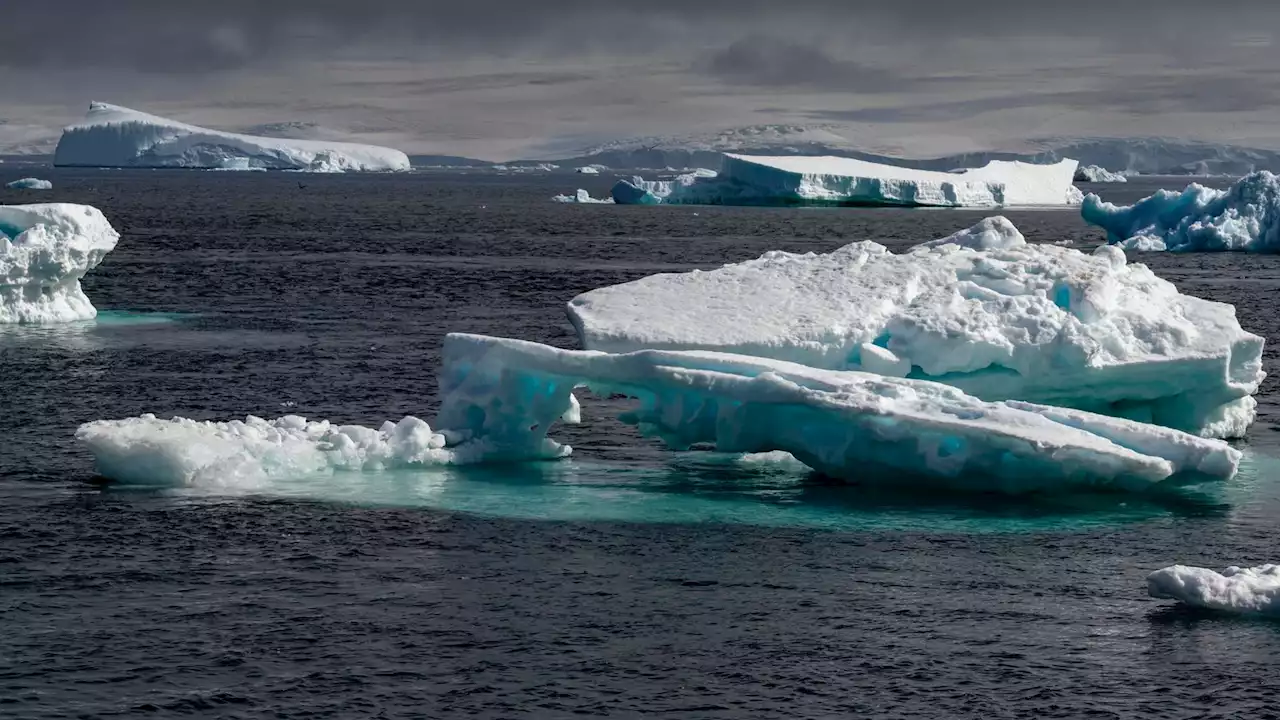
[1082, 171, 1280, 252]
[6, 178, 52, 190]
[1147, 564, 1280, 615]
[54, 102, 410, 172]
[568, 217, 1264, 438]
[610, 154, 1081, 207]
[552, 189, 613, 204]
[0, 203, 119, 322]
[434, 334, 1239, 493]
[1075, 165, 1129, 183]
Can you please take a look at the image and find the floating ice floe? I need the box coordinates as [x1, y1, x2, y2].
[611, 169, 718, 204]
[5, 177, 52, 190]
[1074, 165, 1129, 183]
[1082, 171, 1280, 252]
[575, 165, 607, 174]
[552, 189, 613, 204]
[568, 217, 1264, 438]
[0, 203, 119, 322]
[610, 154, 1081, 207]
[1147, 564, 1280, 615]
[54, 102, 410, 172]
[432, 333, 1238, 492]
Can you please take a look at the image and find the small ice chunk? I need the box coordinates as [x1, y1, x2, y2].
[0, 203, 119, 322]
[6, 178, 52, 190]
[1147, 564, 1280, 615]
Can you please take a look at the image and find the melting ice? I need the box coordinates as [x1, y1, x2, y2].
[0, 203, 119, 323]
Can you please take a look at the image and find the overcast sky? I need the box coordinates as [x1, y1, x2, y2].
[3, 1, 1279, 160]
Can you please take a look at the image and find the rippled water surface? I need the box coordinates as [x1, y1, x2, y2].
[4, 170, 1280, 718]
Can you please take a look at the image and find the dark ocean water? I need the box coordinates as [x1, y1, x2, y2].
[4, 169, 1280, 718]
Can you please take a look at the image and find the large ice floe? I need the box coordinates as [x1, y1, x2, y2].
[54, 102, 410, 172]
[1147, 564, 1280, 615]
[1074, 165, 1129, 183]
[432, 334, 1238, 492]
[6, 177, 52, 190]
[552, 189, 613, 204]
[0, 203, 119, 322]
[609, 154, 1081, 207]
[568, 217, 1264, 438]
[1082, 171, 1280, 252]
[78, 333, 1241, 492]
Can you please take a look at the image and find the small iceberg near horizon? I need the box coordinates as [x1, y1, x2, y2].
[6, 178, 53, 190]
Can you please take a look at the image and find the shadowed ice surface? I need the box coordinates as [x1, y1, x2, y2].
[4, 171, 1280, 718]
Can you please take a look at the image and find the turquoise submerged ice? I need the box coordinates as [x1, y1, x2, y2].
[434, 334, 1238, 493]
[568, 217, 1264, 438]
[1082, 171, 1280, 252]
[77, 334, 1240, 494]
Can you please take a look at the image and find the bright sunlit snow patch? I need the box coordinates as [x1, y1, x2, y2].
[54, 102, 410, 172]
[568, 217, 1264, 438]
[1082, 171, 1280, 252]
[0, 203, 119, 323]
[1147, 564, 1280, 614]
[5, 178, 52, 190]
[611, 154, 1080, 207]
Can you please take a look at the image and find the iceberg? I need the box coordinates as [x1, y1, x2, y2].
[1147, 564, 1280, 615]
[568, 217, 1264, 438]
[433, 334, 1238, 493]
[1074, 165, 1129, 183]
[1082, 171, 1280, 252]
[6, 177, 52, 190]
[75, 414, 457, 488]
[552, 189, 613, 204]
[610, 169, 719, 204]
[575, 165, 604, 174]
[54, 102, 410, 172]
[609, 154, 1081, 207]
[0, 203, 119, 323]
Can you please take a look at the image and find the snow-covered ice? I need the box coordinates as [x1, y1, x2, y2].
[568, 217, 1264, 438]
[54, 102, 410, 172]
[75, 414, 456, 488]
[575, 165, 603, 174]
[1074, 165, 1129, 183]
[610, 154, 1081, 207]
[611, 169, 718, 204]
[5, 178, 52, 190]
[552, 189, 613, 204]
[434, 333, 1239, 493]
[0, 203, 119, 322]
[1147, 564, 1280, 615]
[1082, 171, 1280, 252]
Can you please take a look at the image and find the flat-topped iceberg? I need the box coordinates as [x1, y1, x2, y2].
[1082, 171, 1280, 252]
[569, 217, 1263, 438]
[552, 189, 613, 204]
[1074, 165, 1129, 183]
[1147, 564, 1280, 615]
[54, 102, 410, 172]
[0, 203, 119, 322]
[434, 334, 1238, 493]
[611, 154, 1081, 207]
[6, 178, 52, 190]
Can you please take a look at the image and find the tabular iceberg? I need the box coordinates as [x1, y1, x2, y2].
[434, 334, 1238, 493]
[610, 154, 1081, 207]
[0, 203, 119, 322]
[54, 102, 410, 172]
[568, 217, 1264, 438]
[1147, 564, 1280, 615]
[1082, 171, 1280, 252]
[1074, 165, 1129, 183]
[5, 178, 52, 190]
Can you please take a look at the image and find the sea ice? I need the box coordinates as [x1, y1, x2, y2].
[1082, 171, 1280, 252]
[1147, 564, 1280, 615]
[1074, 165, 1129, 183]
[575, 165, 604, 174]
[54, 102, 410, 172]
[5, 178, 52, 190]
[434, 333, 1239, 493]
[611, 169, 719, 204]
[568, 217, 1264, 438]
[552, 189, 613, 204]
[611, 154, 1081, 207]
[0, 203, 119, 322]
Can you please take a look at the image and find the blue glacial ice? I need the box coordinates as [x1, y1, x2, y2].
[5, 177, 53, 190]
[1147, 564, 1280, 615]
[1082, 170, 1280, 252]
[568, 217, 1264, 438]
[610, 154, 1081, 207]
[0, 203, 119, 322]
